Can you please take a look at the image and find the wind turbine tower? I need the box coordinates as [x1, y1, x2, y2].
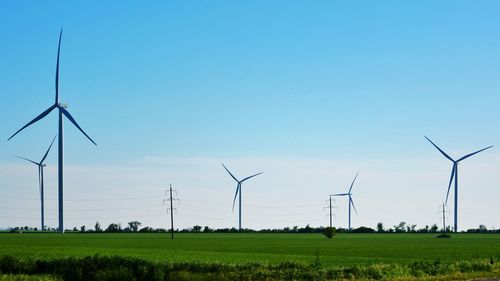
[15, 136, 56, 231]
[333, 173, 359, 231]
[425, 136, 492, 232]
[222, 163, 262, 231]
[8, 29, 96, 233]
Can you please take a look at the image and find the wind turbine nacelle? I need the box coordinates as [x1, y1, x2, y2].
[58, 102, 68, 108]
[42, 164, 47, 167]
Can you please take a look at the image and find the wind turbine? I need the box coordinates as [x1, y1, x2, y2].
[15, 136, 56, 231]
[333, 172, 359, 231]
[8, 29, 96, 233]
[425, 136, 492, 232]
[222, 163, 262, 231]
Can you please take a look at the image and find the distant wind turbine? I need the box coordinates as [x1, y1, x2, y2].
[333, 172, 359, 231]
[8, 29, 96, 233]
[425, 136, 492, 232]
[222, 163, 262, 231]
[15, 136, 56, 231]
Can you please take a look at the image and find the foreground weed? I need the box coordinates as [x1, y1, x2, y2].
[0, 274, 60, 281]
[0, 255, 498, 281]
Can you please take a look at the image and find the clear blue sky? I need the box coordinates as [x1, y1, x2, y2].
[0, 1, 499, 231]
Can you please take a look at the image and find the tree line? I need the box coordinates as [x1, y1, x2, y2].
[5, 221, 500, 233]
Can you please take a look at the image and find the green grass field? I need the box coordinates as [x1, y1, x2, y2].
[1, 233, 499, 267]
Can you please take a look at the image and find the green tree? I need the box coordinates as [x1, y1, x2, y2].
[95, 221, 102, 232]
[105, 223, 121, 232]
[479, 225, 488, 233]
[128, 221, 142, 232]
[394, 222, 406, 233]
[430, 224, 439, 233]
[376, 222, 384, 233]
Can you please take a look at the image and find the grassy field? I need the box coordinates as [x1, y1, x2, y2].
[1, 232, 499, 267]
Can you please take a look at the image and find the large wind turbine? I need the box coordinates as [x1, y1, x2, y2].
[8, 29, 96, 233]
[15, 136, 56, 231]
[333, 173, 359, 231]
[222, 163, 262, 231]
[425, 136, 492, 232]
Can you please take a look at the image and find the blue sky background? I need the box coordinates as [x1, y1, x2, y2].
[0, 1, 499, 231]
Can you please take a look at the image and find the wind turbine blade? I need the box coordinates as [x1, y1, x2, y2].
[14, 156, 39, 166]
[445, 164, 456, 205]
[350, 197, 358, 215]
[241, 172, 263, 182]
[40, 135, 57, 163]
[425, 136, 454, 162]
[232, 183, 240, 212]
[222, 163, 239, 182]
[332, 193, 349, 196]
[348, 172, 359, 193]
[8, 105, 57, 141]
[55, 28, 63, 104]
[61, 108, 97, 145]
[457, 146, 493, 162]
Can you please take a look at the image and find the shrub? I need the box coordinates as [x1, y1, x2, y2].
[322, 227, 336, 239]
[437, 233, 451, 238]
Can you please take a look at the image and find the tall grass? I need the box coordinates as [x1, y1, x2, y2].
[0, 274, 60, 281]
[0, 255, 497, 281]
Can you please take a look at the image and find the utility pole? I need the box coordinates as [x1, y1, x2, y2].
[323, 196, 338, 228]
[442, 203, 446, 232]
[438, 203, 449, 232]
[163, 184, 179, 239]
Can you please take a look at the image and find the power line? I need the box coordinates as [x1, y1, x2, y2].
[0, 213, 165, 221]
[0, 205, 162, 212]
[0, 195, 161, 202]
[246, 204, 322, 208]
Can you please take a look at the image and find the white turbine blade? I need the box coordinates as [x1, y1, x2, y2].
[55, 28, 63, 104]
[61, 108, 97, 145]
[8, 105, 57, 141]
[241, 172, 263, 182]
[425, 136, 454, 162]
[445, 164, 456, 205]
[232, 183, 240, 212]
[40, 135, 57, 163]
[457, 146, 493, 162]
[14, 156, 39, 166]
[222, 163, 239, 182]
[350, 197, 358, 215]
[348, 172, 359, 193]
